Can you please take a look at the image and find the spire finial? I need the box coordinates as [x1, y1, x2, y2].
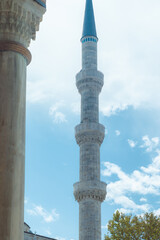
[82, 0, 97, 39]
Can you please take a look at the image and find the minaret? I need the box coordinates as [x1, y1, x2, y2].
[73, 0, 107, 240]
[0, 1, 45, 240]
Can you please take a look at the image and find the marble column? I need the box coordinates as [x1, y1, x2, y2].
[0, 1, 45, 239]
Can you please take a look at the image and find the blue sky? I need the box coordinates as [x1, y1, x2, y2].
[24, 0, 160, 239]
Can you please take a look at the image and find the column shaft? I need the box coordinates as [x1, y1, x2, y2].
[0, 1, 45, 239]
[0, 51, 26, 240]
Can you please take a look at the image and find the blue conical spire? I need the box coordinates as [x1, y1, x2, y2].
[82, 0, 97, 38]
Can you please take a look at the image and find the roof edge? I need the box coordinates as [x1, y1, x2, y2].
[24, 231, 57, 240]
[34, 0, 46, 8]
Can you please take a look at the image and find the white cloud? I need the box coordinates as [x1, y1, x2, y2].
[56, 237, 66, 240]
[105, 129, 108, 135]
[99, 0, 160, 116]
[46, 230, 52, 236]
[26, 0, 160, 117]
[102, 150, 160, 213]
[71, 102, 80, 115]
[101, 224, 108, 229]
[111, 195, 149, 213]
[102, 162, 126, 178]
[27, 205, 59, 223]
[117, 208, 135, 215]
[139, 198, 147, 202]
[100, 104, 128, 117]
[154, 208, 160, 216]
[152, 137, 160, 145]
[49, 102, 65, 115]
[141, 136, 159, 152]
[27, 209, 37, 216]
[115, 130, 120, 136]
[140, 198, 147, 203]
[128, 139, 137, 148]
[141, 150, 160, 174]
[49, 102, 67, 124]
[53, 112, 67, 124]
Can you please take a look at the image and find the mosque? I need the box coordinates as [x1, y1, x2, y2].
[0, 0, 106, 240]
[24, 222, 56, 240]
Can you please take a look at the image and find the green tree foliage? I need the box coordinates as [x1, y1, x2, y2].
[105, 211, 160, 240]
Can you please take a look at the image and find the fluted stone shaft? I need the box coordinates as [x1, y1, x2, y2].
[0, 52, 27, 240]
[0, 1, 45, 239]
[74, 36, 107, 240]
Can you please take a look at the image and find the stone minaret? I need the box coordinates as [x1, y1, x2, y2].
[73, 0, 107, 239]
[0, 1, 45, 240]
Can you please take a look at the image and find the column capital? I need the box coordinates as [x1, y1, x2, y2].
[0, 0, 46, 47]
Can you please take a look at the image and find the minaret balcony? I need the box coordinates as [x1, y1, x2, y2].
[76, 69, 104, 94]
[75, 122, 105, 146]
[73, 180, 107, 203]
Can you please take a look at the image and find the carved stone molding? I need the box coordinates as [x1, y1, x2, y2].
[76, 78, 103, 94]
[75, 131, 104, 146]
[74, 181, 107, 203]
[76, 69, 104, 94]
[0, 0, 46, 47]
[74, 188, 106, 202]
[75, 122, 105, 145]
[0, 41, 32, 65]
